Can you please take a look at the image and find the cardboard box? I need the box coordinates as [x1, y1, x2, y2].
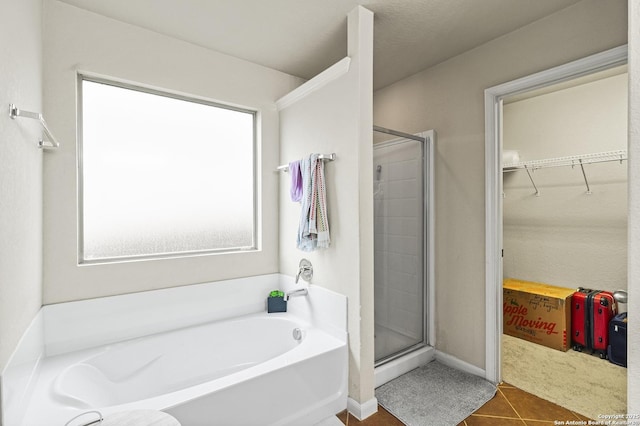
[503, 278, 574, 352]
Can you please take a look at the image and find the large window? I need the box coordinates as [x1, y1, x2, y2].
[79, 76, 256, 263]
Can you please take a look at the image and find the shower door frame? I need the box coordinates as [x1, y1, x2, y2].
[373, 129, 436, 367]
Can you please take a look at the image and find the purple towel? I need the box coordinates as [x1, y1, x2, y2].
[289, 160, 303, 202]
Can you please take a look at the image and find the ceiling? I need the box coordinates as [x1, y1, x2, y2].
[56, 0, 583, 90]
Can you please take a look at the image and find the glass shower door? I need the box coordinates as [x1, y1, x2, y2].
[374, 137, 426, 364]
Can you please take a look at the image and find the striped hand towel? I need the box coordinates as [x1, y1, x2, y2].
[310, 154, 330, 248]
[297, 154, 330, 251]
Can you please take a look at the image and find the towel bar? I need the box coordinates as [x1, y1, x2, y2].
[9, 103, 60, 149]
[276, 153, 336, 172]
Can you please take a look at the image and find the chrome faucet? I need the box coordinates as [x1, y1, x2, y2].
[285, 288, 308, 301]
[288, 259, 312, 301]
[295, 258, 313, 284]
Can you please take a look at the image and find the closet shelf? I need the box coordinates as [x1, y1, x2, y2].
[503, 150, 627, 171]
[502, 150, 627, 196]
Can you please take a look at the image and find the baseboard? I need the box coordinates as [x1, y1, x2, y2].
[435, 350, 486, 379]
[347, 396, 378, 421]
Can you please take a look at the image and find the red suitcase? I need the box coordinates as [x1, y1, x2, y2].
[571, 287, 617, 358]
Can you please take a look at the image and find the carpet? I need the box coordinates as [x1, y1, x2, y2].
[502, 334, 627, 419]
[376, 361, 497, 426]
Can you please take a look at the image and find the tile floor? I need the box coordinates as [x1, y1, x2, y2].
[338, 382, 591, 425]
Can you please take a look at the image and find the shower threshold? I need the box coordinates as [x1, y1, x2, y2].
[374, 344, 435, 388]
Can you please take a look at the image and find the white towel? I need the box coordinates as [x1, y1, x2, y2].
[296, 154, 330, 251]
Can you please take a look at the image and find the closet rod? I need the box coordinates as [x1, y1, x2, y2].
[373, 125, 425, 143]
[9, 104, 60, 149]
[276, 153, 336, 172]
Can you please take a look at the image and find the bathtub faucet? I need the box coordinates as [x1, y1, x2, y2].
[295, 258, 313, 284]
[285, 288, 308, 301]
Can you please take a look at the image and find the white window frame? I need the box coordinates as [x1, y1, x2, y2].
[77, 74, 258, 264]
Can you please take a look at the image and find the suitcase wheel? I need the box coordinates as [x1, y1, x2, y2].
[573, 345, 583, 352]
[599, 352, 608, 360]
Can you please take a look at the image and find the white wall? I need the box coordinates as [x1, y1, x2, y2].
[0, 0, 43, 375]
[278, 7, 375, 407]
[503, 73, 628, 292]
[627, 0, 640, 416]
[373, 0, 627, 370]
[42, 0, 303, 304]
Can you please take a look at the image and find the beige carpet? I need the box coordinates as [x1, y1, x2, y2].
[502, 334, 626, 420]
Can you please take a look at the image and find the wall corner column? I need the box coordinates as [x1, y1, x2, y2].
[349, 5, 376, 412]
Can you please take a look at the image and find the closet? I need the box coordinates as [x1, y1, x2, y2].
[500, 67, 628, 418]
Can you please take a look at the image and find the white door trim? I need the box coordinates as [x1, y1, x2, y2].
[483, 45, 628, 384]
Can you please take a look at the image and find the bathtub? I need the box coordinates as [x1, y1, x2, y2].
[3, 274, 347, 426]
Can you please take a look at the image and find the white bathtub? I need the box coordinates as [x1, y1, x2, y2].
[3, 274, 348, 426]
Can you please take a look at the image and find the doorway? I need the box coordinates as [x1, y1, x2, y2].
[485, 45, 628, 416]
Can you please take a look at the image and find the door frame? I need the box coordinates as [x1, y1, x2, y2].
[483, 45, 628, 383]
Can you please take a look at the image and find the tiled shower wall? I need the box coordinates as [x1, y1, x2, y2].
[374, 140, 423, 344]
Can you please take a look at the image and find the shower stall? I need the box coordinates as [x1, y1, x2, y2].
[372, 127, 435, 387]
